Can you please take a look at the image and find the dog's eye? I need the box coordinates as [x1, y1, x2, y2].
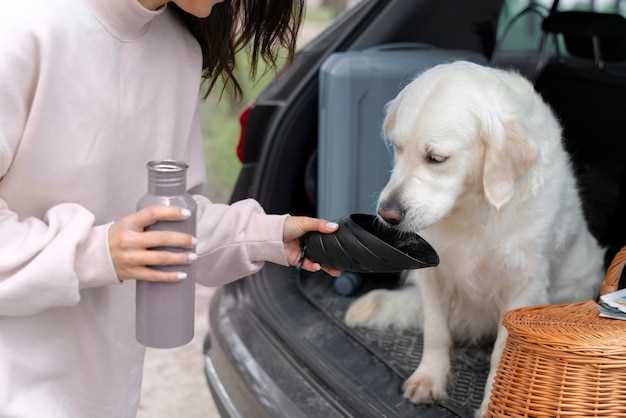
[425, 153, 448, 164]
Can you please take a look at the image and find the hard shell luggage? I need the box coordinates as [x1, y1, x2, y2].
[318, 43, 487, 219]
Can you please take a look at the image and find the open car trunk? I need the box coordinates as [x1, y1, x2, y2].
[205, 1, 626, 417]
[208, 264, 491, 418]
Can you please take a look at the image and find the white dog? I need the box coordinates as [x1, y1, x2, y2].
[344, 61, 604, 417]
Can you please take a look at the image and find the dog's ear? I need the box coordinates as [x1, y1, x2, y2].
[383, 93, 403, 134]
[482, 119, 538, 210]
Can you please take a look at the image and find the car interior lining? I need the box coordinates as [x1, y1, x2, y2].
[300, 0, 626, 413]
[221, 1, 626, 416]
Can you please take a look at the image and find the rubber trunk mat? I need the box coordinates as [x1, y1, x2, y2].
[298, 271, 493, 417]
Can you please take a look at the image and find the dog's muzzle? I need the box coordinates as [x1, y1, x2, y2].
[378, 198, 405, 226]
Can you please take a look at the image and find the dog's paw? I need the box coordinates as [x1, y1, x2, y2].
[344, 290, 385, 329]
[345, 286, 422, 330]
[402, 368, 448, 404]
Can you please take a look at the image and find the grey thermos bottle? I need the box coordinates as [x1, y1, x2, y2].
[136, 160, 197, 348]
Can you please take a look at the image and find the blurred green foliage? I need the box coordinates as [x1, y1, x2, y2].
[199, 52, 286, 203]
[199, 4, 340, 203]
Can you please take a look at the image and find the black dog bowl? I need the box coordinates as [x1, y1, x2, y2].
[303, 214, 439, 273]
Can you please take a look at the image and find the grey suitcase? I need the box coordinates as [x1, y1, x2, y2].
[318, 44, 487, 220]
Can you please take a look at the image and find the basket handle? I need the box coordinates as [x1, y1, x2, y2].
[600, 246, 626, 295]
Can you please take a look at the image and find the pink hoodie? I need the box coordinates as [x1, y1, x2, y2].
[0, 0, 289, 416]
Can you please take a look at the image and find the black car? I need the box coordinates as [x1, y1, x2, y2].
[203, 1, 626, 417]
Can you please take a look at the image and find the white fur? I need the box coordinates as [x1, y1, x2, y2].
[344, 62, 605, 417]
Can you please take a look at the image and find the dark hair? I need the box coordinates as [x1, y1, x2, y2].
[170, 1, 305, 99]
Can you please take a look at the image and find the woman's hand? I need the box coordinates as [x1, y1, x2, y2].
[108, 206, 196, 282]
[283, 216, 341, 277]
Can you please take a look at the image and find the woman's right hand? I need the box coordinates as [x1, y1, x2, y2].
[108, 206, 196, 282]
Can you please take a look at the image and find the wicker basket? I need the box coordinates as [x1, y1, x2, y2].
[487, 247, 626, 417]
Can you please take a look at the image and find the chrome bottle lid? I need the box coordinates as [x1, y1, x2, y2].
[147, 160, 188, 196]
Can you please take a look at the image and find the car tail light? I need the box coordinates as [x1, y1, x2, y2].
[236, 104, 254, 163]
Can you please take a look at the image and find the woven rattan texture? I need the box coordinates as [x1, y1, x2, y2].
[488, 247, 626, 417]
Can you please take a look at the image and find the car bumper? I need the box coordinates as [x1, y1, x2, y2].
[203, 265, 470, 418]
[203, 285, 348, 418]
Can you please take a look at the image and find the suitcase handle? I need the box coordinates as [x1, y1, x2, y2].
[366, 43, 434, 52]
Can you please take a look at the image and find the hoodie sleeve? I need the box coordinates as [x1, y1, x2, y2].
[184, 93, 291, 288]
[0, 19, 120, 317]
[192, 195, 290, 287]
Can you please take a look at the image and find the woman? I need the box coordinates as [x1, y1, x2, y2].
[0, 0, 339, 416]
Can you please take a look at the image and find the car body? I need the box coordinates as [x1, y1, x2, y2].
[203, 1, 626, 417]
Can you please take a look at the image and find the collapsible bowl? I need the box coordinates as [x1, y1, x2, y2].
[303, 214, 439, 273]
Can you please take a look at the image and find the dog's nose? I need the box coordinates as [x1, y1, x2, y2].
[378, 200, 405, 225]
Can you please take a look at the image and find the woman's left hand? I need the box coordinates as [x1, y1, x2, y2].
[283, 216, 341, 277]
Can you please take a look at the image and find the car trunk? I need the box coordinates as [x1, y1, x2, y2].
[211, 263, 493, 417]
[207, 1, 626, 417]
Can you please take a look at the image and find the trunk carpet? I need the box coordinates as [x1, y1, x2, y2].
[298, 271, 493, 417]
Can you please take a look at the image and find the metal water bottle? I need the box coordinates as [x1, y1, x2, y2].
[136, 160, 197, 348]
